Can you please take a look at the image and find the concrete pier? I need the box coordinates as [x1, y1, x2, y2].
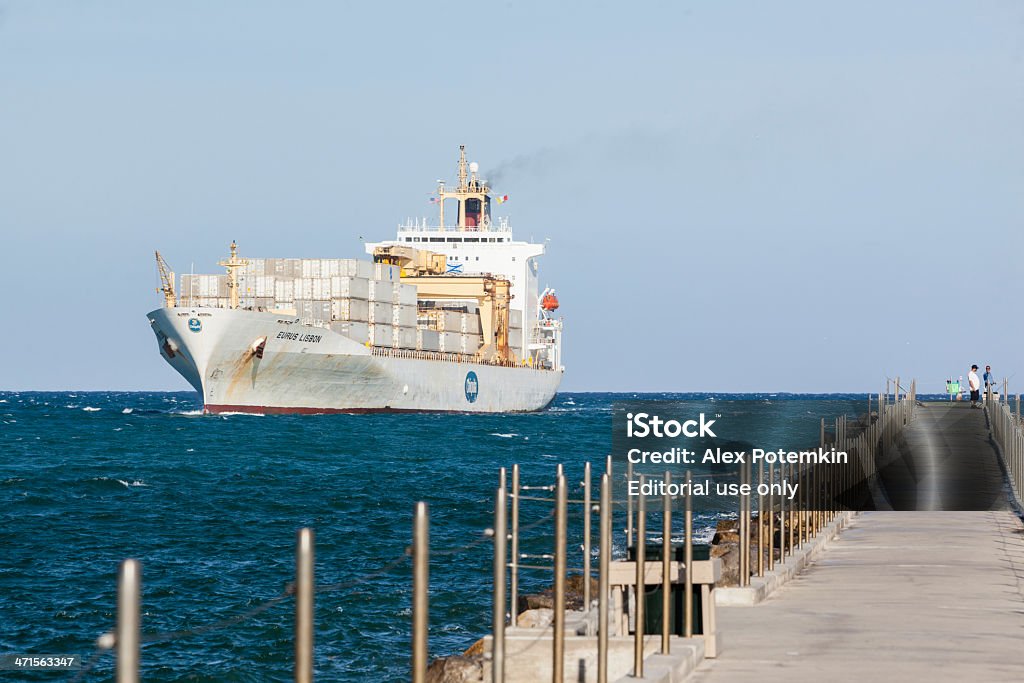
[691, 402, 1024, 681]
[690, 510, 1024, 681]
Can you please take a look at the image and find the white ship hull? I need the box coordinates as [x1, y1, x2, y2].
[148, 307, 562, 414]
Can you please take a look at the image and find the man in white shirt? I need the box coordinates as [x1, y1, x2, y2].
[968, 365, 981, 408]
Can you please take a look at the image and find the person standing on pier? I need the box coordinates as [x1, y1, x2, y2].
[984, 365, 994, 398]
[968, 365, 981, 408]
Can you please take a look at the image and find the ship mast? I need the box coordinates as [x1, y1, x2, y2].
[218, 240, 249, 309]
[436, 145, 492, 231]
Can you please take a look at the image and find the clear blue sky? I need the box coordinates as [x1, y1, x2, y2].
[1, 1, 1022, 393]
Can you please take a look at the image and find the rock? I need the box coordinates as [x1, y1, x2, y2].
[516, 574, 598, 614]
[516, 608, 553, 628]
[425, 655, 484, 683]
[462, 638, 486, 657]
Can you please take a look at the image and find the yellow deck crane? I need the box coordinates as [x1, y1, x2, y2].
[154, 251, 177, 308]
[373, 246, 514, 363]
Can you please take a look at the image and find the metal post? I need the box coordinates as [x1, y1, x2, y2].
[661, 471, 671, 654]
[738, 464, 748, 586]
[295, 528, 315, 683]
[493, 489, 507, 683]
[584, 461, 592, 609]
[684, 470, 693, 639]
[788, 462, 795, 553]
[757, 459, 764, 577]
[510, 464, 520, 626]
[626, 460, 634, 548]
[553, 474, 567, 683]
[767, 464, 775, 571]
[412, 505, 429, 683]
[598, 473, 611, 683]
[116, 559, 141, 683]
[633, 475, 646, 678]
[499, 466, 507, 491]
[779, 463, 787, 561]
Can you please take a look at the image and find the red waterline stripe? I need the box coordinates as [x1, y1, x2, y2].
[204, 403, 451, 415]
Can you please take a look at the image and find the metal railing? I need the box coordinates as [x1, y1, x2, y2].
[75, 386, 922, 682]
[987, 388, 1023, 507]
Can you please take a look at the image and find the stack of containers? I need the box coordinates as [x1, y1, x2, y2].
[178, 259, 417, 349]
[367, 278, 393, 347]
[509, 309, 524, 356]
[179, 274, 229, 308]
[461, 311, 483, 355]
[392, 281, 418, 349]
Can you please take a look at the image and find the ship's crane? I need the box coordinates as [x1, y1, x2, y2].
[373, 245, 515, 363]
[154, 251, 177, 308]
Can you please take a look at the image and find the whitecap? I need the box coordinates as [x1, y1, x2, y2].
[122, 408, 134, 414]
[174, 410, 204, 416]
[82, 406, 101, 412]
[117, 479, 149, 488]
[186, 448, 195, 452]
[490, 433, 518, 438]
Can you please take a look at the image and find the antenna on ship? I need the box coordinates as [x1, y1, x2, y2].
[218, 240, 249, 310]
[435, 145, 493, 232]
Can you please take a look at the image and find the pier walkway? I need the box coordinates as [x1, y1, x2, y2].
[691, 403, 1024, 682]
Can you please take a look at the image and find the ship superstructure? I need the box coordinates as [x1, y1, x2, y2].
[147, 147, 564, 413]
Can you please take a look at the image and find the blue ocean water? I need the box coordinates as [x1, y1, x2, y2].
[0, 391, 890, 681]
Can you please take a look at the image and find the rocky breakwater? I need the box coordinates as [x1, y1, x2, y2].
[425, 575, 597, 682]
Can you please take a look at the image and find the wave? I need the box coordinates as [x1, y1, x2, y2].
[122, 408, 134, 414]
[490, 433, 518, 438]
[82, 407, 101, 412]
[88, 477, 149, 489]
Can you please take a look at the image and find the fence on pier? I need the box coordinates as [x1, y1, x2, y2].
[987, 389, 1024, 508]
[77, 384, 924, 683]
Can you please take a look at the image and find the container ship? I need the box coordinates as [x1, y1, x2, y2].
[146, 147, 564, 413]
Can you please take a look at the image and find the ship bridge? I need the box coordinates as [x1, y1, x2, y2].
[365, 145, 552, 364]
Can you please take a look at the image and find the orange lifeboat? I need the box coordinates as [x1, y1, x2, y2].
[541, 293, 560, 311]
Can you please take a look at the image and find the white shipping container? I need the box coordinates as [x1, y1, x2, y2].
[275, 279, 295, 302]
[296, 300, 332, 321]
[254, 276, 276, 298]
[438, 331, 462, 353]
[279, 259, 303, 278]
[301, 259, 322, 278]
[330, 321, 369, 343]
[369, 280, 393, 302]
[509, 328, 523, 350]
[181, 274, 227, 298]
[312, 278, 333, 300]
[273, 302, 296, 314]
[461, 312, 482, 334]
[393, 283, 417, 306]
[437, 310, 463, 331]
[369, 301, 393, 324]
[248, 259, 267, 276]
[336, 259, 374, 279]
[461, 333, 481, 355]
[374, 263, 399, 281]
[331, 297, 369, 322]
[417, 328, 440, 352]
[331, 276, 369, 300]
[510, 309, 523, 329]
[392, 326, 417, 349]
[368, 323, 392, 347]
[297, 278, 315, 300]
[392, 304, 417, 327]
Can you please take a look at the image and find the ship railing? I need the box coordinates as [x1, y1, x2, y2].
[396, 223, 513, 234]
